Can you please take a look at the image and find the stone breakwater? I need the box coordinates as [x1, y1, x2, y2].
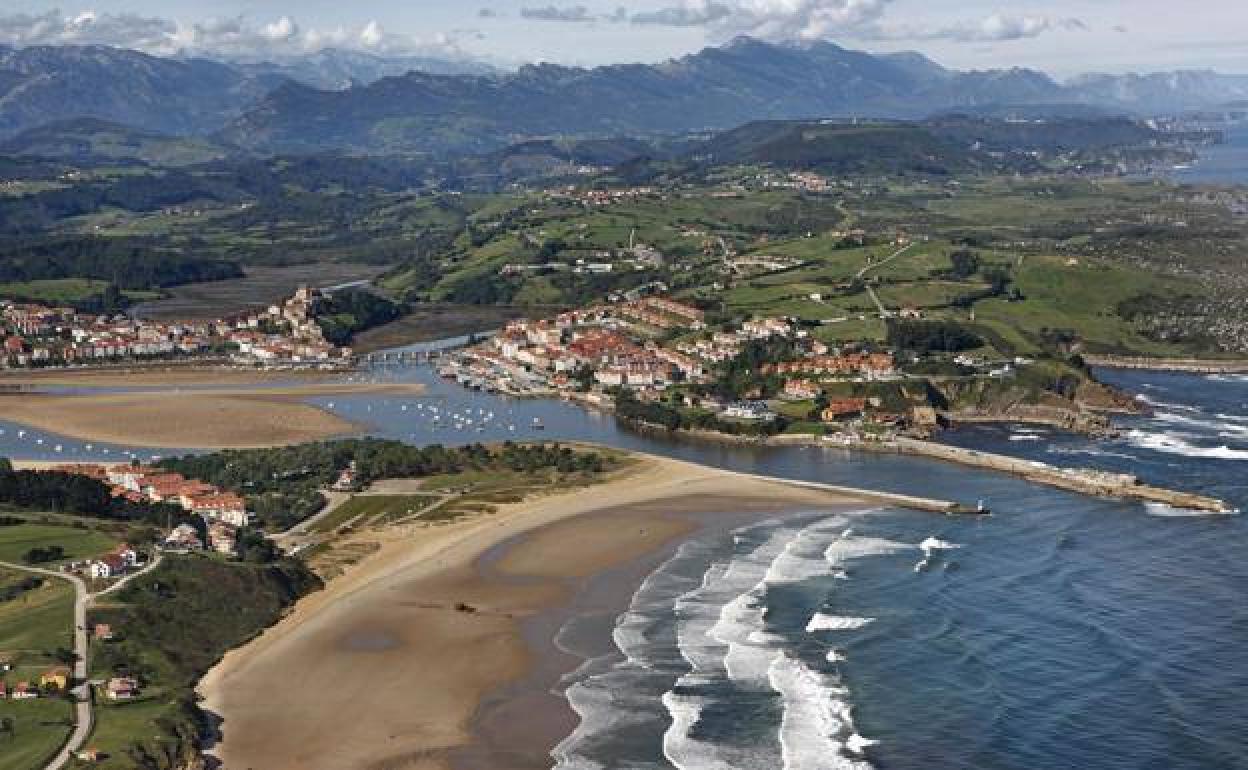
[1084, 355, 1248, 374]
[581, 404, 1228, 513]
[878, 437, 1231, 513]
[729, 470, 977, 515]
[765, 433, 1229, 512]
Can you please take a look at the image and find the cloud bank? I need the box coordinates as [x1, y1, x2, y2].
[0, 9, 472, 59]
[512, 0, 1085, 46]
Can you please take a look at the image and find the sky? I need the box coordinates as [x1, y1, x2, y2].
[1, 1, 1246, 77]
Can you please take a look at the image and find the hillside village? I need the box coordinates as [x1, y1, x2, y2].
[0, 285, 352, 369]
[442, 294, 968, 436]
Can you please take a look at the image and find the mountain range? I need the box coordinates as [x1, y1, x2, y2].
[2, 38, 1247, 155]
[228, 49, 497, 91]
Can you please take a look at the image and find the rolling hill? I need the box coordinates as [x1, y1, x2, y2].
[1, 118, 233, 166]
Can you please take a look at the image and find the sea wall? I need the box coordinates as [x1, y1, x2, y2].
[765, 433, 1228, 512]
[1085, 355, 1248, 374]
[881, 437, 1229, 512]
[576, 398, 1227, 513]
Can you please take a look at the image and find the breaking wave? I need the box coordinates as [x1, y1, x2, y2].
[553, 512, 910, 769]
[1125, 429, 1248, 460]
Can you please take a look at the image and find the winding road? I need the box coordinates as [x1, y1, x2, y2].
[0, 559, 90, 770]
[1, 552, 165, 769]
[856, 242, 918, 319]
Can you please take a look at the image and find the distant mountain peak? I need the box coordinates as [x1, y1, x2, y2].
[3, 37, 1247, 152]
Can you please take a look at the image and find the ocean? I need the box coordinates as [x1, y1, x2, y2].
[1170, 124, 1248, 185]
[549, 366, 1248, 770]
[1, 352, 1247, 768]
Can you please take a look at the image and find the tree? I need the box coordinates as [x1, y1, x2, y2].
[23, 545, 65, 564]
[948, 249, 980, 279]
[54, 646, 79, 666]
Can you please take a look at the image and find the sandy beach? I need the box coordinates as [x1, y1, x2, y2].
[0, 366, 345, 388]
[197, 454, 866, 770]
[0, 382, 423, 449]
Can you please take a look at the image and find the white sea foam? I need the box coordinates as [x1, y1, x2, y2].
[553, 539, 715, 769]
[564, 513, 902, 770]
[1155, 411, 1248, 439]
[1144, 502, 1239, 517]
[1137, 394, 1205, 412]
[825, 536, 910, 565]
[1009, 434, 1042, 441]
[661, 691, 743, 770]
[768, 653, 872, 770]
[1126, 429, 1248, 460]
[913, 537, 959, 571]
[807, 613, 874, 632]
[1048, 446, 1140, 461]
[919, 537, 961, 554]
[664, 520, 819, 769]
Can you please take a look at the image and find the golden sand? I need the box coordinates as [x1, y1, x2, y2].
[0, 367, 340, 388]
[196, 454, 863, 770]
[0, 382, 421, 450]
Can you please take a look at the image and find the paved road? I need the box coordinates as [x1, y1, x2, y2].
[854, 241, 917, 280]
[276, 490, 350, 539]
[92, 553, 163, 599]
[2, 551, 166, 769]
[865, 285, 889, 319]
[0, 560, 91, 770]
[272, 490, 352, 553]
[856, 242, 917, 319]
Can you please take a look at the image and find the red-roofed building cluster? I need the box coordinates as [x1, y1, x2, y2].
[52, 463, 247, 554]
[762, 352, 895, 379]
[0, 287, 352, 370]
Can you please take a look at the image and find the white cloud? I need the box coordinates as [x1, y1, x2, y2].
[521, 5, 598, 22]
[622, 1, 1084, 46]
[261, 16, 299, 43]
[629, 0, 895, 41]
[0, 9, 470, 59]
[359, 20, 385, 47]
[631, 1, 733, 28]
[928, 14, 1087, 43]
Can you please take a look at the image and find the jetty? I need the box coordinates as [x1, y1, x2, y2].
[735, 471, 985, 516]
[880, 438, 1230, 513]
[1083, 354, 1248, 374]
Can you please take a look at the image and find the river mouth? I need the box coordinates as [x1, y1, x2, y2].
[5, 339, 1248, 769]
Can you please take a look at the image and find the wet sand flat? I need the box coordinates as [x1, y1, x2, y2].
[0, 382, 421, 449]
[196, 455, 865, 770]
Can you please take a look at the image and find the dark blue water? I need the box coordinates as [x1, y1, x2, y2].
[1171, 124, 1248, 185]
[2, 346, 1246, 769]
[546, 367, 1248, 770]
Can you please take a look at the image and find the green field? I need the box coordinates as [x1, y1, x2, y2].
[0, 523, 119, 566]
[0, 565, 76, 770]
[309, 494, 437, 532]
[82, 694, 184, 770]
[0, 278, 111, 304]
[0, 696, 74, 770]
[0, 566, 75, 669]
